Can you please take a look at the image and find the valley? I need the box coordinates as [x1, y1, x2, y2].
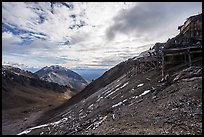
[2, 65, 78, 135]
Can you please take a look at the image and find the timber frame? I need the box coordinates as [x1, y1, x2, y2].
[161, 45, 202, 78]
[127, 13, 202, 79]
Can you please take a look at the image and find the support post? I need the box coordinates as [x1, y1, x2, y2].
[162, 53, 164, 78]
[184, 54, 187, 63]
[188, 49, 192, 67]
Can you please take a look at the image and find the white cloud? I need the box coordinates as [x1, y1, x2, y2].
[2, 31, 22, 43]
[2, 32, 23, 51]
[2, 2, 136, 44]
[2, 2, 202, 70]
[106, 2, 202, 42]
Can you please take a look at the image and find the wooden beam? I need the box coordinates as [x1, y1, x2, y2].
[184, 54, 187, 63]
[162, 53, 164, 78]
[188, 49, 192, 67]
[163, 46, 201, 52]
[164, 50, 202, 56]
[164, 61, 185, 65]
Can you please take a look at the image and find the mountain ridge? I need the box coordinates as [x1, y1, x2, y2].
[35, 65, 88, 92]
[2, 65, 77, 135]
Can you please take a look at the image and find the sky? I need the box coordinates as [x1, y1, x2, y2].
[2, 2, 202, 72]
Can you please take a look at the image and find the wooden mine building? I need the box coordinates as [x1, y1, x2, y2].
[161, 13, 202, 78]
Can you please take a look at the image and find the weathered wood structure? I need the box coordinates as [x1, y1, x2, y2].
[178, 13, 202, 42]
[126, 54, 161, 78]
[161, 13, 202, 78]
[126, 43, 202, 79]
[126, 13, 202, 79]
[161, 45, 202, 78]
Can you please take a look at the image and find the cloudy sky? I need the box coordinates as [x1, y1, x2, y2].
[2, 2, 202, 71]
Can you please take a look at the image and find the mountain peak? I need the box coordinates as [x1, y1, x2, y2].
[41, 65, 68, 72]
[35, 65, 88, 91]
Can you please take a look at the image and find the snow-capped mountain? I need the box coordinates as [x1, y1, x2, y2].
[35, 65, 88, 91]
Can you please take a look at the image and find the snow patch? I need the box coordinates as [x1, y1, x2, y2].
[105, 82, 129, 98]
[139, 90, 151, 97]
[92, 115, 108, 130]
[115, 83, 121, 88]
[131, 96, 138, 99]
[112, 102, 123, 108]
[17, 129, 32, 135]
[79, 109, 83, 113]
[88, 104, 94, 110]
[137, 83, 144, 87]
[103, 88, 114, 96]
[96, 96, 103, 102]
[120, 82, 129, 89]
[122, 99, 127, 103]
[82, 100, 85, 103]
[112, 114, 116, 120]
[80, 113, 87, 119]
[105, 88, 120, 98]
[17, 118, 68, 135]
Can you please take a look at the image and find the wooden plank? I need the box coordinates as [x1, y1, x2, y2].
[164, 48, 202, 54]
[163, 45, 201, 52]
[163, 61, 184, 65]
[164, 50, 202, 56]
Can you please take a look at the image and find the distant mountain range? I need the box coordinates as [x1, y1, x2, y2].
[35, 65, 88, 91]
[2, 65, 76, 103]
[2, 65, 77, 109]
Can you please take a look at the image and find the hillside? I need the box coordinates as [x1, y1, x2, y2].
[17, 57, 202, 135]
[2, 65, 76, 135]
[16, 13, 202, 135]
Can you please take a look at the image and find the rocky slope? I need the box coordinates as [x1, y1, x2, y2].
[35, 65, 88, 91]
[16, 54, 202, 135]
[2, 65, 76, 135]
[13, 13, 202, 135]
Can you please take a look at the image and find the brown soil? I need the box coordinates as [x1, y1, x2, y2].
[2, 85, 73, 135]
